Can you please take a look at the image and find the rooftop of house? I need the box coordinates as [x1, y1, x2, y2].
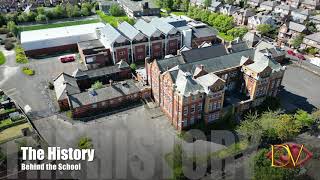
[260, 1, 278, 7]
[118, 21, 143, 41]
[134, 19, 161, 37]
[292, 8, 314, 15]
[192, 26, 218, 38]
[301, 0, 319, 5]
[53, 73, 81, 101]
[117, 0, 158, 11]
[78, 39, 105, 50]
[181, 44, 228, 63]
[69, 80, 141, 108]
[304, 32, 320, 42]
[288, 21, 306, 32]
[275, 4, 295, 10]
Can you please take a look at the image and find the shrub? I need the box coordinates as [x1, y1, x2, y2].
[15, 45, 29, 64]
[77, 137, 93, 149]
[91, 81, 103, 90]
[306, 47, 318, 55]
[0, 27, 8, 34]
[6, 32, 14, 38]
[22, 67, 35, 76]
[4, 41, 14, 50]
[109, 4, 125, 17]
[0, 51, 5, 65]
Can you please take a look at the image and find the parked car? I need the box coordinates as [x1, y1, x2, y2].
[60, 55, 75, 63]
[287, 50, 295, 56]
[296, 54, 305, 60]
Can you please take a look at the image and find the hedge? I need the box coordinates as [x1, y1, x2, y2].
[15, 45, 29, 64]
[0, 51, 5, 65]
[22, 67, 35, 76]
[0, 119, 27, 131]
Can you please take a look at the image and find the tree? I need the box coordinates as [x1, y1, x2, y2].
[72, 5, 81, 17]
[256, 24, 273, 36]
[66, 3, 74, 18]
[212, 14, 234, 33]
[227, 27, 248, 39]
[252, 149, 301, 180]
[237, 112, 262, 142]
[5, 13, 18, 22]
[130, 63, 137, 71]
[294, 109, 315, 127]
[291, 34, 304, 49]
[0, 14, 5, 27]
[204, 0, 212, 8]
[35, 14, 48, 22]
[91, 81, 103, 90]
[173, 0, 182, 10]
[109, 4, 125, 17]
[208, 12, 218, 25]
[53, 5, 66, 18]
[200, 10, 211, 23]
[7, 21, 17, 35]
[81, 3, 93, 16]
[182, 0, 190, 12]
[77, 137, 93, 149]
[36, 7, 45, 15]
[274, 114, 302, 141]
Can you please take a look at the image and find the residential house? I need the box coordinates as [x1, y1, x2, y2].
[77, 39, 113, 70]
[302, 32, 320, 50]
[98, 0, 117, 14]
[220, 4, 240, 16]
[248, 15, 276, 29]
[300, 0, 320, 9]
[259, 1, 278, 11]
[291, 9, 314, 23]
[286, 0, 301, 8]
[190, 0, 205, 6]
[117, 0, 160, 18]
[233, 9, 256, 26]
[208, 1, 222, 12]
[247, 0, 264, 7]
[118, 22, 149, 64]
[310, 14, 320, 30]
[255, 41, 286, 62]
[274, 4, 294, 17]
[277, 21, 307, 46]
[146, 45, 285, 131]
[97, 24, 131, 64]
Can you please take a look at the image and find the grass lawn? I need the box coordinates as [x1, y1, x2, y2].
[0, 123, 31, 143]
[171, 11, 187, 16]
[96, 10, 134, 27]
[218, 32, 234, 42]
[18, 19, 101, 31]
[0, 51, 5, 65]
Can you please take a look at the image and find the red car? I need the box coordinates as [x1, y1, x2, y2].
[287, 50, 295, 56]
[296, 54, 306, 60]
[60, 56, 75, 63]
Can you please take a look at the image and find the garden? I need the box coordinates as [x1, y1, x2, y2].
[96, 10, 134, 27]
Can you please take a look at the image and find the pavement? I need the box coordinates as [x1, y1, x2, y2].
[0, 51, 79, 120]
[32, 106, 226, 179]
[280, 65, 320, 112]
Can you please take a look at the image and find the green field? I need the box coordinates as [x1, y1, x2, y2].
[0, 123, 31, 143]
[96, 10, 134, 27]
[18, 19, 101, 31]
[0, 51, 5, 65]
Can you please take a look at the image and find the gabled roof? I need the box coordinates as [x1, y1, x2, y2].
[117, 60, 130, 69]
[118, 21, 143, 41]
[53, 73, 80, 100]
[260, 1, 278, 7]
[196, 73, 224, 94]
[180, 45, 191, 52]
[134, 19, 160, 37]
[275, 4, 294, 11]
[181, 44, 228, 63]
[304, 32, 320, 42]
[99, 24, 123, 44]
[288, 21, 306, 32]
[150, 17, 176, 35]
[248, 51, 282, 72]
[175, 70, 203, 96]
[243, 32, 260, 43]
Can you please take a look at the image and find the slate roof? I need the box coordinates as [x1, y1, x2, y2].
[293, 8, 314, 16]
[181, 44, 228, 63]
[179, 49, 255, 74]
[117, 60, 130, 69]
[301, 0, 318, 5]
[156, 56, 185, 72]
[310, 14, 320, 21]
[243, 32, 260, 43]
[53, 73, 80, 100]
[192, 26, 218, 38]
[275, 4, 294, 11]
[175, 70, 204, 96]
[134, 19, 160, 37]
[99, 24, 123, 44]
[230, 41, 250, 53]
[78, 39, 104, 50]
[210, 1, 222, 8]
[196, 73, 223, 94]
[304, 32, 320, 42]
[260, 1, 278, 7]
[69, 80, 140, 108]
[288, 21, 306, 32]
[247, 51, 282, 72]
[73, 65, 124, 79]
[118, 21, 142, 40]
[150, 17, 176, 35]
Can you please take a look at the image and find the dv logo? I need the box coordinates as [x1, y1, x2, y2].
[265, 143, 313, 168]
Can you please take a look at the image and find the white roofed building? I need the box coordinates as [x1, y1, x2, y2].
[21, 23, 105, 56]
